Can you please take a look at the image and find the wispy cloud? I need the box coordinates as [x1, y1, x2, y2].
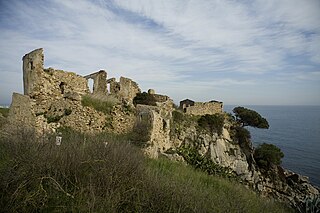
[0, 0, 319, 105]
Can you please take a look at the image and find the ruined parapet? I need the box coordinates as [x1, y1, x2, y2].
[119, 77, 141, 102]
[84, 70, 107, 95]
[180, 99, 223, 115]
[21, 49, 90, 114]
[22, 48, 44, 96]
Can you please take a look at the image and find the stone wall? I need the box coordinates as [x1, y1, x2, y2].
[23, 49, 89, 101]
[136, 99, 174, 158]
[185, 101, 223, 115]
[84, 70, 107, 95]
[118, 77, 141, 103]
[7, 93, 36, 130]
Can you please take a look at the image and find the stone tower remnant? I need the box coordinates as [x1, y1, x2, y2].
[22, 48, 44, 96]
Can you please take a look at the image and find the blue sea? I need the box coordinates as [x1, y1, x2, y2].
[225, 105, 320, 187]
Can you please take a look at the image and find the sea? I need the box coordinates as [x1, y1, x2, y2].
[224, 105, 320, 187]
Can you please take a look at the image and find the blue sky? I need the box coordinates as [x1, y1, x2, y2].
[0, 0, 319, 105]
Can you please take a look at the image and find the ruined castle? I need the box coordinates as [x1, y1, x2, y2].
[2, 48, 319, 208]
[179, 99, 223, 115]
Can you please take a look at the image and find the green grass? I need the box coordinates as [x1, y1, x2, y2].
[0, 107, 9, 117]
[81, 95, 116, 114]
[0, 128, 292, 212]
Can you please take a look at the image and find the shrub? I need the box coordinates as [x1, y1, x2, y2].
[64, 108, 72, 116]
[45, 108, 72, 123]
[297, 195, 320, 213]
[172, 110, 184, 123]
[233, 106, 269, 129]
[235, 126, 251, 145]
[254, 143, 284, 167]
[177, 145, 236, 179]
[133, 92, 157, 106]
[81, 95, 115, 114]
[197, 114, 224, 135]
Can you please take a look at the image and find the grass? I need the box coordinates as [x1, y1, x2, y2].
[81, 95, 117, 114]
[0, 107, 9, 117]
[0, 128, 292, 212]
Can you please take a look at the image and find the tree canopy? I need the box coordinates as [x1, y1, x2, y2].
[254, 143, 284, 167]
[233, 106, 269, 129]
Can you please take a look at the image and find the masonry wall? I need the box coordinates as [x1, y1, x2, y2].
[185, 102, 223, 115]
[22, 49, 89, 113]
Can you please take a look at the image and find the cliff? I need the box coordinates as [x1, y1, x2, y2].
[2, 48, 319, 209]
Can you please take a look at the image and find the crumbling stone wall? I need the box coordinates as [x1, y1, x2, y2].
[136, 99, 174, 158]
[185, 101, 223, 115]
[180, 99, 195, 111]
[6, 93, 35, 130]
[8, 48, 141, 134]
[22, 49, 89, 114]
[118, 77, 141, 102]
[84, 70, 107, 95]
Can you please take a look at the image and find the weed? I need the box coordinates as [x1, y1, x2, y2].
[81, 95, 115, 114]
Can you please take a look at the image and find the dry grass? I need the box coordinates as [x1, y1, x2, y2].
[0, 128, 292, 212]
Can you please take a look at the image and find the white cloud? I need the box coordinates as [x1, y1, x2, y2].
[0, 0, 319, 105]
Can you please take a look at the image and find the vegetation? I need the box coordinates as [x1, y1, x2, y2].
[254, 143, 284, 167]
[0, 107, 9, 117]
[177, 145, 236, 179]
[0, 129, 291, 212]
[130, 119, 151, 147]
[197, 113, 225, 135]
[234, 126, 251, 146]
[45, 114, 63, 123]
[81, 95, 116, 114]
[45, 108, 73, 123]
[297, 195, 320, 213]
[233, 106, 269, 129]
[133, 92, 157, 106]
[0, 107, 8, 128]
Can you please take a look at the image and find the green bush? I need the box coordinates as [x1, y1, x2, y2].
[197, 114, 224, 135]
[233, 106, 269, 129]
[172, 110, 184, 123]
[297, 195, 320, 213]
[81, 95, 115, 114]
[177, 145, 236, 179]
[45, 108, 72, 123]
[64, 108, 72, 116]
[133, 92, 157, 106]
[254, 143, 284, 167]
[235, 126, 251, 145]
[46, 115, 63, 123]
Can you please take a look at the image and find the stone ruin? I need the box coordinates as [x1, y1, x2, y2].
[6, 48, 142, 134]
[3, 49, 320, 207]
[22, 48, 140, 104]
[179, 98, 223, 115]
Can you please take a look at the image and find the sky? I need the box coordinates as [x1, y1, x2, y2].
[0, 0, 320, 106]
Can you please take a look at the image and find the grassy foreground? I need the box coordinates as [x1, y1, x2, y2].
[0, 129, 291, 212]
